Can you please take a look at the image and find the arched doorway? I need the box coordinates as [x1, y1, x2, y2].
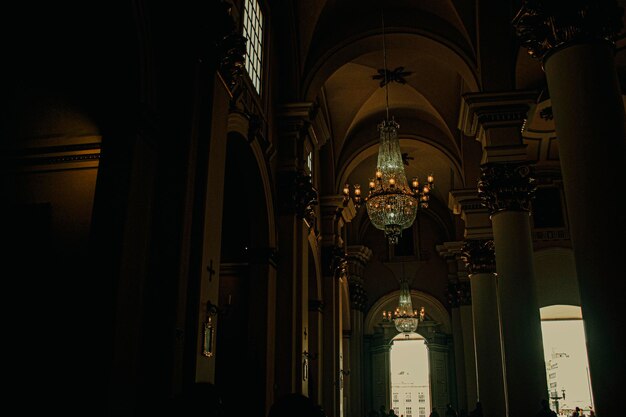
[540, 305, 594, 416]
[216, 132, 275, 416]
[390, 332, 431, 417]
[364, 290, 452, 414]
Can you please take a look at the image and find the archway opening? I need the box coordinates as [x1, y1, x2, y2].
[390, 333, 431, 417]
[540, 305, 594, 416]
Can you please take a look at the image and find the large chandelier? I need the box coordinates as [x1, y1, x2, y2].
[383, 279, 425, 334]
[362, 13, 434, 245]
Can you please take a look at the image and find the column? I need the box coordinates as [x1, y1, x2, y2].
[347, 245, 373, 417]
[427, 332, 453, 413]
[460, 92, 548, 416]
[342, 331, 351, 417]
[308, 299, 324, 405]
[438, 243, 468, 412]
[479, 162, 547, 417]
[321, 196, 355, 417]
[462, 239, 506, 417]
[247, 248, 278, 416]
[450, 189, 506, 417]
[370, 330, 392, 413]
[274, 104, 318, 399]
[514, 3, 626, 415]
[457, 281, 478, 412]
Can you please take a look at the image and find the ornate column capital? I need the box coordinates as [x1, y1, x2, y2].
[210, 1, 247, 93]
[277, 170, 318, 228]
[348, 278, 368, 312]
[460, 239, 496, 275]
[346, 245, 373, 273]
[446, 281, 472, 307]
[322, 245, 348, 279]
[513, 0, 624, 62]
[478, 162, 536, 214]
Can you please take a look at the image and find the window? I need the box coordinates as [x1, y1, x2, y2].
[242, 0, 264, 94]
[406, 407, 412, 416]
[405, 392, 411, 402]
[393, 393, 399, 403]
[394, 408, 400, 415]
[307, 151, 313, 174]
[418, 393, 425, 403]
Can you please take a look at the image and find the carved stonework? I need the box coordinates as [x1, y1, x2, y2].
[446, 281, 472, 307]
[219, 32, 247, 91]
[513, 0, 624, 61]
[278, 170, 318, 227]
[322, 245, 348, 278]
[478, 162, 536, 214]
[348, 277, 368, 312]
[461, 239, 496, 275]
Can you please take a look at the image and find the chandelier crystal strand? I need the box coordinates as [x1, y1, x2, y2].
[382, 278, 426, 334]
[366, 120, 417, 244]
[393, 279, 420, 333]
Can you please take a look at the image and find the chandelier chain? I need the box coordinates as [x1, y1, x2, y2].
[382, 9, 389, 122]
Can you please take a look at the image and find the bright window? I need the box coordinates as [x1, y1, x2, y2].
[242, 0, 264, 94]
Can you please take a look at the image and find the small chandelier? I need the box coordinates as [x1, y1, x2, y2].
[383, 279, 425, 334]
[361, 12, 434, 245]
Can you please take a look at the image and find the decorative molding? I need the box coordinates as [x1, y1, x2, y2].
[215, 1, 246, 92]
[478, 162, 536, 214]
[348, 277, 367, 312]
[458, 91, 539, 138]
[513, 0, 624, 62]
[278, 170, 318, 228]
[322, 245, 348, 279]
[372, 66, 413, 87]
[460, 239, 496, 275]
[448, 189, 493, 240]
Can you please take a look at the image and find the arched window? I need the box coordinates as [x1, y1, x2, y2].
[242, 0, 264, 94]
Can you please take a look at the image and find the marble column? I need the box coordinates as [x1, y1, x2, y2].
[514, 3, 626, 415]
[479, 162, 547, 417]
[449, 190, 506, 417]
[461, 239, 506, 417]
[438, 242, 468, 412]
[457, 281, 478, 412]
[347, 245, 372, 417]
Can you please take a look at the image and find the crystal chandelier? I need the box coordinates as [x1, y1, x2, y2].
[361, 12, 434, 245]
[383, 279, 425, 334]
